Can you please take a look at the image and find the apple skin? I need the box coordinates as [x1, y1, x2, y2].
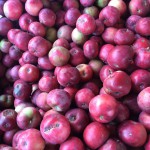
[115, 102, 130, 123]
[139, 111, 150, 131]
[76, 64, 93, 82]
[14, 31, 33, 52]
[48, 46, 70, 67]
[35, 92, 51, 111]
[99, 44, 114, 64]
[28, 36, 52, 57]
[99, 65, 115, 82]
[3, 0, 23, 21]
[65, 8, 81, 26]
[103, 71, 132, 98]
[83, 121, 109, 149]
[17, 128, 45, 150]
[18, 64, 40, 83]
[134, 47, 150, 69]
[0, 17, 13, 37]
[0, 109, 17, 132]
[123, 93, 141, 115]
[129, 0, 150, 17]
[40, 113, 71, 144]
[71, 28, 88, 45]
[114, 28, 135, 45]
[7, 29, 21, 44]
[126, 15, 141, 32]
[19, 13, 36, 31]
[135, 17, 150, 36]
[3, 128, 19, 145]
[57, 66, 80, 87]
[130, 69, 150, 93]
[25, 0, 43, 16]
[98, 138, 127, 150]
[69, 47, 87, 66]
[145, 135, 150, 150]
[0, 39, 12, 54]
[65, 108, 89, 134]
[38, 76, 59, 93]
[47, 89, 71, 112]
[118, 120, 147, 147]
[108, 0, 127, 15]
[63, 0, 79, 10]
[83, 40, 99, 60]
[16, 106, 42, 129]
[75, 88, 95, 109]
[89, 94, 118, 123]
[60, 136, 85, 150]
[137, 87, 150, 113]
[39, 8, 56, 27]
[53, 38, 70, 49]
[107, 45, 134, 70]
[76, 14, 96, 35]
[102, 27, 117, 44]
[99, 6, 120, 27]
[28, 21, 46, 37]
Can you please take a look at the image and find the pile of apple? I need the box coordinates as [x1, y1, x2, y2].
[1, 0, 150, 149]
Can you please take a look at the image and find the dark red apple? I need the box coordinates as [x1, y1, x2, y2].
[0, 109, 17, 132]
[47, 89, 71, 112]
[118, 120, 147, 147]
[65, 108, 89, 134]
[89, 94, 118, 123]
[76, 14, 96, 35]
[57, 66, 80, 87]
[103, 71, 132, 98]
[17, 129, 45, 150]
[18, 64, 40, 83]
[39, 8, 56, 27]
[60, 136, 85, 150]
[75, 88, 95, 109]
[99, 6, 120, 27]
[83, 121, 109, 149]
[40, 113, 71, 144]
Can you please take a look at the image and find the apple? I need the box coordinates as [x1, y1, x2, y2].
[99, 6, 120, 27]
[129, 0, 150, 17]
[48, 46, 70, 67]
[46, 89, 71, 112]
[137, 87, 150, 113]
[28, 36, 52, 57]
[59, 136, 85, 150]
[89, 93, 118, 123]
[75, 88, 95, 109]
[40, 113, 71, 144]
[16, 106, 42, 129]
[39, 8, 56, 27]
[0, 17, 13, 37]
[3, 0, 23, 21]
[65, 8, 81, 26]
[118, 120, 147, 147]
[17, 129, 45, 150]
[76, 14, 96, 35]
[83, 121, 109, 149]
[103, 71, 132, 98]
[0, 109, 17, 132]
[57, 66, 81, 87]
[19, 13, 36, 31]
[25, 0, 43, 16]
